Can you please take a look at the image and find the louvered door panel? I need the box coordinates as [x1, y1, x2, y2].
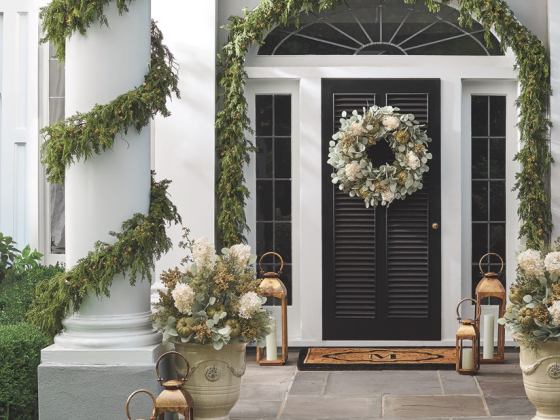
[386, 94, 430, 318]
[386, 186, 430, 317]
[334, 190, 376, 318]
[322, 79, 441, 341]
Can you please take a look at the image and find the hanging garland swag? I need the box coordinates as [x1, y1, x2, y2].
[28, 0, 182, 338]
[328, 105, 432, 208]
[218, 0, 551, 249]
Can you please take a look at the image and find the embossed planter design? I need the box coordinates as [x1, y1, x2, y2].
[519, 337, 560, 420]
[173, 342, 247, 420]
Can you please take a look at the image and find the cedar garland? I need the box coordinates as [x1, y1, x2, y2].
[217, 0, 551, 248]
[29, 0, 181, 337]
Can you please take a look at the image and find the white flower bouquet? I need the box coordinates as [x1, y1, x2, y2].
[499, 241, 560, 350]
[153, 232, 272, 349]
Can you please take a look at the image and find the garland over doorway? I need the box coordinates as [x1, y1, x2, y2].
[217, 0, 552, 249]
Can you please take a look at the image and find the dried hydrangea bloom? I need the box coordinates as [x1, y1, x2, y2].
[545, 251, 560, 276]
[229, 243, 252, 269]
[381, 189, 395, 204]
[347, 121, 365, 138]
[517, 249, 545, 278]
[193, 236, 216, 270]
[345, 162, 361, 179]
[405, 151, 421, 170]
[238, 291, 262, 319]
[382, 115, 400, 131]
[172, 283, 195, 314]
[548, 300, 560, 325]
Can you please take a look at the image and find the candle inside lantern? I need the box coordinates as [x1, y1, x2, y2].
[483, 314, 495, 359]
[462, 348, 474, 370]
[266, 316, 277, 361]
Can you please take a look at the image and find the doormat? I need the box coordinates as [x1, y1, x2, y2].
[298, 347, 457, 371]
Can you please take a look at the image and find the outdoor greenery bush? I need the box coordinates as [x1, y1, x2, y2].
[0, 264, 64, 325]
[0, 234, 42, 283]
[0, 265, 62, 420]
[0, 322, 50, 420]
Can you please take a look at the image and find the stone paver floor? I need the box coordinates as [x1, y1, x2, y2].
[230, 349, 534, 420]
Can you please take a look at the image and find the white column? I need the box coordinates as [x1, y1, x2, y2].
[50, 1, 159, 351]
[549, 1, 560, 240]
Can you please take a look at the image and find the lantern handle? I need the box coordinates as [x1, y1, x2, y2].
[456, 298, 481, 323]
[125, 389, 156, 420]
[478, 252, 504, 276]
[258, 252, 284, 275]
[155, 350, 190, 384]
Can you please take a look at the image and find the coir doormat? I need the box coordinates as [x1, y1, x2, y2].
[298, 347, 457, 371]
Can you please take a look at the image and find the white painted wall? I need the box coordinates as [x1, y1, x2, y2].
[152, 0, 218, 277]
[0, 0, 39, 250]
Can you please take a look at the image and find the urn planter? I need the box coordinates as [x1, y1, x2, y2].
[518, 336, 560, 420]
[173, 341, 247, 420]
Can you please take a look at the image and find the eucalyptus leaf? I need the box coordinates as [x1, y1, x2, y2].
[218, 326, 231, 335]
[209, 297, 216, 305]
[206, 319, 215, 328]
[523, 295, 533, 303]
[213, 341, 224, 350]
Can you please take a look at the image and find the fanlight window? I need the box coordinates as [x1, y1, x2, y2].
[258, 0, 503, 56]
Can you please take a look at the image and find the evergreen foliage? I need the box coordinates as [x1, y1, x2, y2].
[39, 0, 135, 61]
[40, 21, 180, 185]
[27, 175, 182, 338]
[217, 0, 551, 248]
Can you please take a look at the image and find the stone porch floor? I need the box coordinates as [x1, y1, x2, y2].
[231, 349, 534, 420]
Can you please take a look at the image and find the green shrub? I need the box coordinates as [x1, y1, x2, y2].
[0, 264, 64, 326]
[0, 265, 63, 419]
[0, 323, 50, 420]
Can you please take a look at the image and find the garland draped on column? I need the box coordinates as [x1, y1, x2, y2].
[28, 0, 182, 338]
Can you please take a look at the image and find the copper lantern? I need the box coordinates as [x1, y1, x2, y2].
[475, 253, 506, 364]
[125, 389, 157, 420]
[256, 252, 288, 365]
[456, 298, 481, 375]
[154, 351, 194, 420]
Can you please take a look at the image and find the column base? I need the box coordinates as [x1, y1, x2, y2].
[39, 343, 174, 420]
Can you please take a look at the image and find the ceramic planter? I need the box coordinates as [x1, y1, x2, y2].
[173, 341, 247, 420]
[518, 337, 560, 420]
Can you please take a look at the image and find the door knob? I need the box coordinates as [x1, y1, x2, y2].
[432, 223, 439, 230]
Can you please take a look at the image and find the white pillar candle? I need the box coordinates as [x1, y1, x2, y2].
[266, 317, 278, 361]
[483, 314, 495, 359]
[462, 348, 474, 370]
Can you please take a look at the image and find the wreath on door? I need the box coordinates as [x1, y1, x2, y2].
[327, 105, 432, 208]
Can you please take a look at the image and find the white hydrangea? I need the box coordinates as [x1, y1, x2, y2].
[172, 283, 195, 314]
[382, 115, 400, 131]
[548, 301, 560, 325]
[229, 244, 252, 269]
[545, 252, 560, 276]
[517, 249, 545, 278]
[404, 151, 421, 170]
[193, 237, 216, 270]
[347, 122, 364, 138]
[238, 291, 262, 319]
[381, 189, 395, 204]
[345, 162, 361, 179]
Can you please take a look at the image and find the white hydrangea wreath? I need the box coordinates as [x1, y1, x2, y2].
[327, 105, 432, 207]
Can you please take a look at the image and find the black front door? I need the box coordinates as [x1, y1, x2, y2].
[322, 79, 441, 340]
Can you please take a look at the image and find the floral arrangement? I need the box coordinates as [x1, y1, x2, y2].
[327, 105, 432, 208]
[153, 232, 272, 350]
[499, 241, 560, 350]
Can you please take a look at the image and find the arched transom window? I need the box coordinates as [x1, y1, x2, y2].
[258, 0, 503, 56]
